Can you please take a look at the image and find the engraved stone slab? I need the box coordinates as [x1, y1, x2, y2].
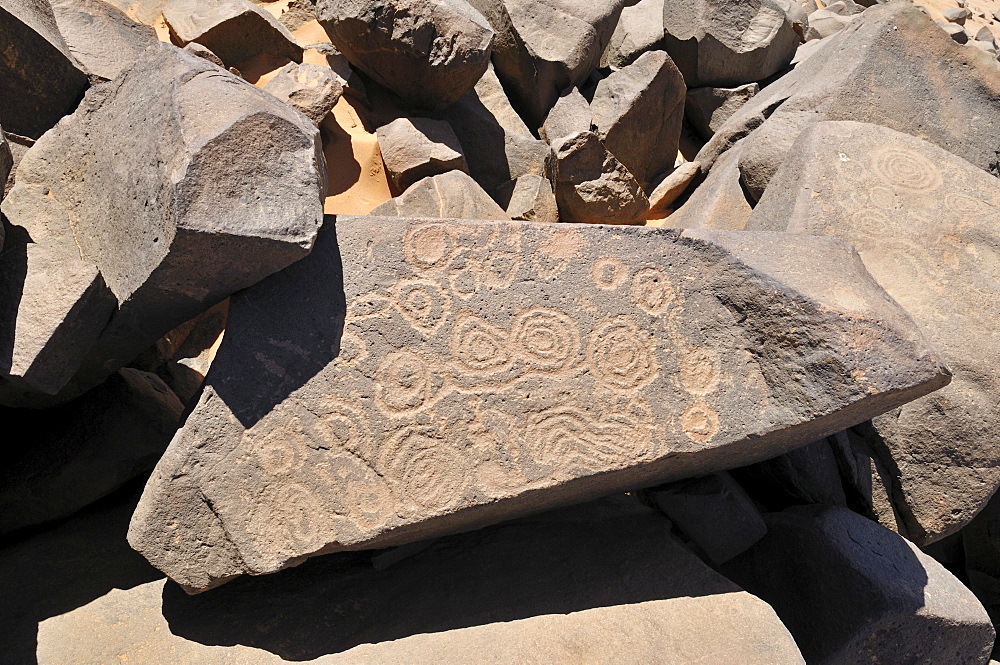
[129, 217, 948, 591]
[748, 120, 1000, 545]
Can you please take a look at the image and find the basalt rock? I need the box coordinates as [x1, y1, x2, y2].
[129, 218, 947, 591]
[376, 117, 469, 195]
[551, 131, 649, 224]
[370, 170, 510, 219]
[50, 0, 158, 81]
[263, 61, 344, 125]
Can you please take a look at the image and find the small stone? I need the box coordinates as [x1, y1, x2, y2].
[665, 140, 752, 230]
[377, 117, 469, 195]
[371, 170, 510, 219]
[551, 131, 649, 224]
[263, 61, 344, 125]
[163, 0, 303, 67]
[647, 161, 701, 214]
[805, 8, 855, 40]
[943, 6, 972, 22]
[498, 174, 559, 222]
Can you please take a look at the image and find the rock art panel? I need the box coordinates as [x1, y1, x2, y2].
[129, 217, 948, 591]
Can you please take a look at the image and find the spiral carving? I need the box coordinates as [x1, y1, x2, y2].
[589, 320, 658, 391]
[510, 307, 581, 370]
[872, 148, 942, 192]
[380, 426, 466, 510]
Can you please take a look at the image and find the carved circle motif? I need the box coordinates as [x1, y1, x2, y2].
[589, 320, 658, 391]
[591, 258, 629, 290]
[273, 483, 326, 551]
[452, 315, 512, 373]
[404, 223, 452, 271]
[630, 267, 676, 315]
[375, 350, 440, 414]
[381, 426, 466, 509]
[393, 278, 451, 336]
[681, 403, 720, 444]
[679, 348, 721, 396]
[510, 308, 581, 370]
[250, 416, 308, 476]
[871, 148, 942, 192]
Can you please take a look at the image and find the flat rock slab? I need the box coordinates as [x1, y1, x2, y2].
[747, 119, 1000, 545]
[57, 498, 806, 664]
[129, 217, 948, 591]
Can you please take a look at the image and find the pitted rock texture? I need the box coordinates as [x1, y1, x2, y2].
[0, 43, 326, 406]
[50, 0, 158, 81]
[129, 217, 948, 591]
[748, 120, 1000, 545]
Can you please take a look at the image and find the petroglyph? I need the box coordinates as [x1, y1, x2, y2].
[130, 217, 948, 590]
[871, 147, 943, 192]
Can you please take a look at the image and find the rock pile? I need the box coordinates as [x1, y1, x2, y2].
[3, 0, 1000, 663]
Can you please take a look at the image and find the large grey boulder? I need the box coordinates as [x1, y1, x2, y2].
[0, 368, 183, 534]
[590, 50, 685, 187]
[371, 170, 510, 219]
[721, 505, 995, 665]
[551, 131, 649, 224]
[45, 497, 806, 663]
[699, 2, 1000, 202]
[50, 0, 157, 81]
[601, 0, 667, 69]
[686, 83, 759, 139]
[163, 0, 303, 67]
[661, 0, 801, 88]
[317, 0, 494, 111]
[0, 0, 90, 139]
[746, 120, 1000, 545]
[0, 43, 326, 406]
[466, 0, 629, 127]
[444, 63, 552, 202]
[376, 117, 469, 194]
[128, 218, 947, 591]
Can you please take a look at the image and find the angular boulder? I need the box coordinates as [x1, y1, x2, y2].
[50, 498, 806, 663]
[590, 50, 685, 187]
[262, 61, 344, 125]
[163, 0, 303, 67]
[720, 505, 995, 665]
[0, 0, 90, 139]
[663, 139, 752, 229]
[129, 218, 947, 591]
[661, 0, 801, 88]
[0, 43, 326, 406]
[699, 2, 1000, 201]
[50, 0, 158, 81]
[370, 170, 511, 219]
[0, 368, 183, 534]
[601, 0, 667, 69]
[467, 0, 628, 126]
[499, 173, 558, 222]
[747, 120, 1000, 545]
[376, 117, 469, 195]
[539, 86, 592, 146]
[317, 0, 494, 111]
[551, 131, 649, 224]
[686, 83, 760, 139]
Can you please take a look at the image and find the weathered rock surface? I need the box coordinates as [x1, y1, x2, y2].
[647, 160, 700, 214]
[721, 505, 995, 665]
[499, 173, 558, 222]
[551, 131, 649, 224]
[371, 170, 510, 219]
[263, 61, 344, 125]
[43, 497, 806, 664]
[377, 117, 469, 194]
[686, 83, 759, 139]
[661, 0, 801, 88]
[699, 2, 1000, 201]
[962, 490, 1000, 639]
[590, 50, 685, 187]
[444, 63, 552, 201]
[317, 0, 494, 111]
[664, 139, 752, 229]
[129, 217, 947, 591]
[163, 0, 303, 66]
[466, 0, 628, 126]
[805, 8, 854, 40]
[0, 368, 183, 534]
[539, 86, 592, 145]
[0, 239, 116, 396]
[0, 43, 326, 406]
[601, 0, 666, 68]
[747, 120, 1000, 545]
[50, 0, 158, 81]
[0, 0, 90, 139]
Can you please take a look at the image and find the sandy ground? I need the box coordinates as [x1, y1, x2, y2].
[912, 0, 1000, 40]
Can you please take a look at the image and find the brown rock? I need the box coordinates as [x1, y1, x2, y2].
[370, 170, 510, 219]
[128, 218, 947, 591]
[552, 131, 649, 224]
[747, 120, 1000, 545]
[50, 0, 158, 81]
[376, 117, 469, 195]
[498, 173, 558, 222]
[663, 140, 752, 230]
[685, 83, 760, 140]
[263, 61, 344, 124]
[647, 161, 700, 214]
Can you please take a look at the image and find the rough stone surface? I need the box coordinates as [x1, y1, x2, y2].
[805, 8, 854, 40]
[0, 368, 183, 534]
[721, 505, 995, 665]
[129, 217, 947, 591]
[601, 0, 666, 68]
[647, 161, 700, 214]
[42, 497, 806, 664]
[0, 0, 90, 139]
[747, 120, 1000, 545]
[0, 239, 116, 396]
[466, 0, 629, 127]
[686, 83, 759, 139]
[661, 0, 801, 88]
[163, 0, 303, 66]
[962, 490, 1000, 638]
[0, 43, 326, 406]
[317, 0, 494, 111]
[183, 41, 226, 67]
[50, 0, 158, 81]
[590, 49, 685, 186]
[263, 61, 344, 125]
[551, 131, 649, 224]
[371, 170, 510, 219]
[377, 117, 469, 195]
[648, 472, 767, 564]
[444, 63, 552, 202]
[664, 139, 752, 229]
[499, 174, 558, 222]
[699, 2, 1000, 202]
[539, 86, 592, 146]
